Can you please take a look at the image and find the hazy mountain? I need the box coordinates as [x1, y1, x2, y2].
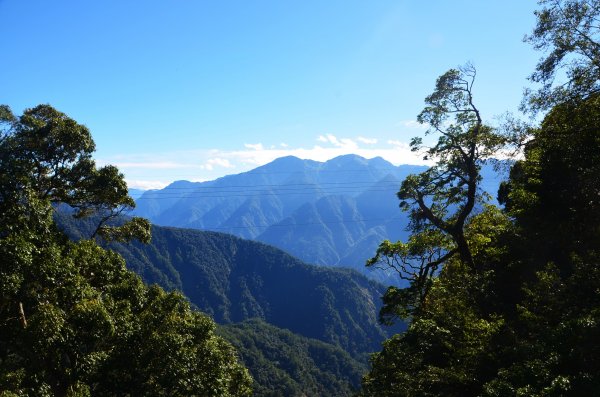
[127, 188, 147, 200]
[133, 155, 505, 285]
[133, 155, 426, 282]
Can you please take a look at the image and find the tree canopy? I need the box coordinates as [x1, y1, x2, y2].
[524, 0, 600, 113]
[0, 105, 252, 396]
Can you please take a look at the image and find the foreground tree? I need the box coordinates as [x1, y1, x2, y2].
[0, 105, 252, 396]
[367, 64, 505, 322]
[362, 84, 600, 397]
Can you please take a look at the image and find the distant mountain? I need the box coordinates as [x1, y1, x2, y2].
[133, 155, 505, 285]
[133, 155, 427, 283]
[127, 188, 146, 200]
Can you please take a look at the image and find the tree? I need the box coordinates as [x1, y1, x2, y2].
[0, 104, 150, 243]
[362, 78, 600, 397]
[367, 64, 505, 321]
[0, 104, 252, 396]
[524, 0, 600, 113]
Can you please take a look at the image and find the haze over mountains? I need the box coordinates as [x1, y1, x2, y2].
[133, 154, 504, 284]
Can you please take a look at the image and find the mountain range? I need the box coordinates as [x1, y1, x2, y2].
[133, 155, 505, 285]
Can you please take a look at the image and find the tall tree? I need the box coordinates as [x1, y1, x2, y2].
[367, 64, 504, 322]
[0, 104, 150, 243]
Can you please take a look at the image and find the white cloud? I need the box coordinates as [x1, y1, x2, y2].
[387, 139, 410, 149]
[109, 161, 193, 169]
[207, 157, 234, 168]
[244, 143, 264, 150]
[280, 142, 288, 147]
[316, 134, 359, 150]
[327, 134, 340, 146]
[357, 136, 378, 145]
[105, 135, 434, 187]
[125, 179, 169, 190]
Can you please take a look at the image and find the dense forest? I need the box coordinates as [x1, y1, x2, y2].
[2, 0, 600, 396]
[360, 1, 600, 395]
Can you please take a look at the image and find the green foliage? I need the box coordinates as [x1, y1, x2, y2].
[220, 319, 367, 397]
[524, 0, 600, 113]
[486, 94, 600, 396]
[501, 94, 600, 261]
[0, 105, 251, 396]
[361, 207, 510, 396]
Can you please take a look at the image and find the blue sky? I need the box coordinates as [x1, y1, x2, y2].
[1, 1, 540, 189]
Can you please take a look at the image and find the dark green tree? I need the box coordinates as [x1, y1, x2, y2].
[0, 105, 252, 396]
[489, 94, 600, 395]
[361, 79, 600, 397]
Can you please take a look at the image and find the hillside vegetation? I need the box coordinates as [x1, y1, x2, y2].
[219, 319, 367, 397]
[59, 213, 400, 359]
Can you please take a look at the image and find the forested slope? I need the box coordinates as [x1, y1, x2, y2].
[220, 319, 367, 397]
[59, 213, 399, 358]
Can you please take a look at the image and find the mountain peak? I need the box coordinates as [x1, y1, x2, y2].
[324, 154, 369, 168]
[254, 156, 319, 173]
[367, 156, 394, 168]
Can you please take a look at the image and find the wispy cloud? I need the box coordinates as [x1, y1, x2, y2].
[357, 136, 378, 144]
[317, 134, 359, 150]
[387, 139, 410, 148]
[244, 143, 264, 150]
[200, 157, 234, 170]
[105, 134, 432, 189]
[125, 179, 170, 190]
